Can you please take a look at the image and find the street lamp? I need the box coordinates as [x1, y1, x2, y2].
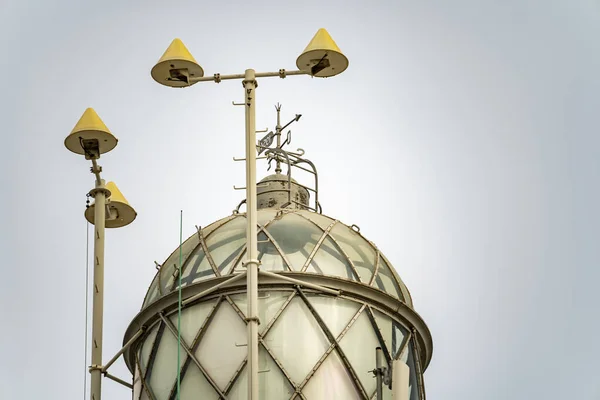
[64, 107, 137, 400]
[150, 28, 348, 400]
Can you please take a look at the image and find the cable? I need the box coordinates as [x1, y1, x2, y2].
[83, 220, 90, 399]
[177, 210, 183, 399]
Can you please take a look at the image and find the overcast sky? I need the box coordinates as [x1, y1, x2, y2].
[1, 0, 599, 399]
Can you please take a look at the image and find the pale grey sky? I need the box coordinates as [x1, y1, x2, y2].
[1, 0, 599, 399]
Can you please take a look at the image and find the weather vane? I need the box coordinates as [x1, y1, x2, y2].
[257, 103, 302, 173]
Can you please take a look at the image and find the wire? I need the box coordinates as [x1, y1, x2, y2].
[177, 210, 183, 399]
[83, 220, 90, 399]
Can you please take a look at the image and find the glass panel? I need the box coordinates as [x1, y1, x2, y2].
[230, 291, 292, 334]
[179, 361, 217, 398]
[139, 386, 151, 400]
[302, 351, 360, 400]
[407, 343, 419, 400]
[266, 213, 323, 271]
[257, 209, 277, 227]
[205, 216, 246, 274]
[169, 299, 217, 346]
[372, 310, 408, 360]
[203, 215, 236, 237]
[372, 309, 393, 359]
[227, 365, 247, 399]
[231, 249, 247, 273]
[258, 346, 295, 399]
[196, 301, 248, 390]
[160, 234, 201, 293]
[329, 223, 376, 283]
[228, 346, 294, 399]
[297, 210, 335, 231]
[383, 253, 413, 306]
[183, 247, 216, 286]
[140, 323, 159, 375]
[338, 310, 380, 395]
[258, 232, 288, 271]
[142, 273, 161, 308]
[306, 235, 358, 281]
[149, 324, 186, 400]
[266, 297, 329, 384]
[373, 255, 403, 300]
[306, 295, 361, 338]
[133, 363, 142, 400]
[392, 322, 408, 359]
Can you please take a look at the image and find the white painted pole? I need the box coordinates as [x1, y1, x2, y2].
[392, 360, 410, 400]
[243, 68, 260, 400]
[89, 178, 107, 400]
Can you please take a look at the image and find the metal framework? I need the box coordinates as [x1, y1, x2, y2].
[133, 286, 424, 400]
[144, 209, 413, 309]
[124, 209, 431, 399]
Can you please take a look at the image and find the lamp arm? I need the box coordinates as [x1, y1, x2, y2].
[188, 69, 309, 84]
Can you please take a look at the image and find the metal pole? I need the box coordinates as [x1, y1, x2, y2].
[243, 68, 260, 400]
[376, 347, 384, 400]
[275, 105, 282, 174]
[89, 178, 107, 400]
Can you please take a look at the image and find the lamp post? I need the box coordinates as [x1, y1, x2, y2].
[150, 28, 348, 400]
[64, 108, 137, 400]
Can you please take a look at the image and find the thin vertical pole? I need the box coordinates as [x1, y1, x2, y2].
[376, 347, 384, 400]
[83, 220, 90, 400]
[177, 210, 183, 399]
[90, 179, 107, 400]
[243, 68, 260, 400]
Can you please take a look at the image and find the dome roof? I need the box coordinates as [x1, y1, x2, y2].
[142, 209, 413, 309]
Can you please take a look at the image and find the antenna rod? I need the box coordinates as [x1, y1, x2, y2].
[275, 103, 282, 173]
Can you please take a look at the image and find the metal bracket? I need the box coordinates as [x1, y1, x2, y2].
[232, 100, 245, 106]
[233, 156, 268, 161]
[172, 263, 180, 279]
[233, 183, 269, 190]
[154, 261, 162, 271]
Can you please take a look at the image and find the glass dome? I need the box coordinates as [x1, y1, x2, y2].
[142, 209, 413, 309]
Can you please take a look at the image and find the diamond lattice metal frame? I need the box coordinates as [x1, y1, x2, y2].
[124, 210, 432, 399]
[131, 288, 426, 400]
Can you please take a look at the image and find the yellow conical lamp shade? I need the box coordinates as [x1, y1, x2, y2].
[296, 28, 348, 78]
[151, 38, 204, 87]
[65, 108, 118, 157]
[85, 182, 137, 228]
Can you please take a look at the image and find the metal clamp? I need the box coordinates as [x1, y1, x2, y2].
[278, 69, 286, 79]
[245, 316, 261, 324]
[242, 259, 261, 267]
[88, 364, 103, 372]
[214, 73, 221, 83]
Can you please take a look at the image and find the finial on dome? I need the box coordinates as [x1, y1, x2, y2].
[251, 104, 322, 213]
